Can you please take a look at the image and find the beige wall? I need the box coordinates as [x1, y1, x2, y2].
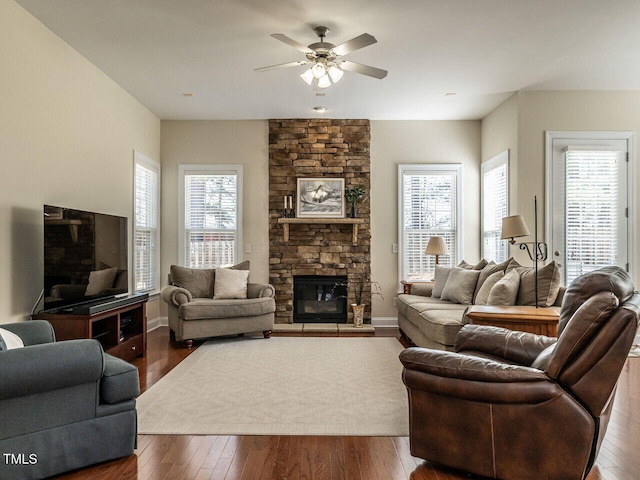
[516, 91, 640, 283]
[481, 93, 519, 211]
[159, 121, 270, 316]
[160, 120, 482, 322]
[370, 121, 482, 319]
[0, 0, 160, 323]
[10, 0, 639, 328]
[482, 90, 640, 283]
[480, 93, 526, 263]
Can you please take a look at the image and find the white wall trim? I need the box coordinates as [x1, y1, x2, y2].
[133, 150, 161, 294]
[545, 130, 636, 281]
[147, 316, 168, 332]
[372, 316, 398, 327]
[480, 149, 509, 260]
[178, 164, 244, 267]
[397, 163, 463, 288]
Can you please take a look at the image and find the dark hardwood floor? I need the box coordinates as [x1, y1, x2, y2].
[54, 326, 640, 480]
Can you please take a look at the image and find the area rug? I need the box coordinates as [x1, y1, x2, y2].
[136, 337, 409, 436]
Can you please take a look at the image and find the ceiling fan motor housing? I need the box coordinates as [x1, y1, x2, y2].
[308, 26, 336, 60]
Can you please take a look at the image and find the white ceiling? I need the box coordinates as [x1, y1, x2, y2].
[15, 0, 640, 120]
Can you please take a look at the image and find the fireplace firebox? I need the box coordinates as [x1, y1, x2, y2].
[293, 275, 347, 323]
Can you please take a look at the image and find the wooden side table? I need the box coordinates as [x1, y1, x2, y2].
[466, 305, 560, 337]
[401, 280, 433, 294]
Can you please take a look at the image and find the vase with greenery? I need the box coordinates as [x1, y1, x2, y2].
[344, 185, 365, 218]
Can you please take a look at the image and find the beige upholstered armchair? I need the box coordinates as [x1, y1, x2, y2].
[400, 266, 639, 480]
[161, 263, 275, 347]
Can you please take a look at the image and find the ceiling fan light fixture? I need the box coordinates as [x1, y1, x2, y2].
[311, 63, 326, 78]
[300, 68, 314, 85]
[317, 74, 331, 88]
[328, 65, 343, 83]
[258, 27, 387, 88]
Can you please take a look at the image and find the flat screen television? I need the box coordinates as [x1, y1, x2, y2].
[43, 205, 128, 311]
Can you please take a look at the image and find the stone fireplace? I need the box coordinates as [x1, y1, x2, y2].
[268, 119, 371, 324]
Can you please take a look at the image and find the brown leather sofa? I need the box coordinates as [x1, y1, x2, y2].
[400, 266, 639, 480]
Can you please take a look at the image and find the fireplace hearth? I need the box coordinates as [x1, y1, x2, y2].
[293, 275, 347, 323]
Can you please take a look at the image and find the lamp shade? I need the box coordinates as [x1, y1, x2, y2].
[328, 65, 344, 83]
[300, 68, 314, 86]
[317, 74, 331, 88]
[425, 236, 449, 255]
[501, 215, 530, 240]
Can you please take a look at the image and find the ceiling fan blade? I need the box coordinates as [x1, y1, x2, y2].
[332, 33, 377, 56]
[254, 60, 308, 72]
[271, 33, 312, 54]
[340, 61, 388, 79]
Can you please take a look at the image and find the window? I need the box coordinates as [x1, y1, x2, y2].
[179, 164, 243, 268]
[133, 152, 160, 293]
[398, 164, 462, 282]
[546, 131, 635, 285]
[481, 151, 509, 262]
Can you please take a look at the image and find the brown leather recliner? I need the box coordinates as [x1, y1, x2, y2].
[400, 266, 639, 480]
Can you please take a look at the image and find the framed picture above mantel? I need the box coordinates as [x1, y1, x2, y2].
[296, 177, 345, 218]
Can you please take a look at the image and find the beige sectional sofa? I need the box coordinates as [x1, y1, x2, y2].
[397, 258, 564, 350]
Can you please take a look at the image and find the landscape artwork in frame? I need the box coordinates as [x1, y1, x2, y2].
[296, 178, 346, 218]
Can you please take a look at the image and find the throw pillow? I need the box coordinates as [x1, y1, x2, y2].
[474, 270, 505, 305]
[441, 267, 481, 304]
[213, 268, 250, 299]
[487, 269, 520, 306]
[431, 265, 453, 298]
[230, 260, 250, 271]
[170, 265, 215, 298]
[0, 328, 24, 350]
[510, 260, 562, 307]
[458, 259, 489, 270]
[85, 267, 118, 296]
[473, 258, 512, 304]
[458, 260, 474, 270]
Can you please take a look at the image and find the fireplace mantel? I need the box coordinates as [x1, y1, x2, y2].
[278, 217, 365, 244]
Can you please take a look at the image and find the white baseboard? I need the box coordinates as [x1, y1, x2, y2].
[147, 316, 168, 332]
[146, 316, 397, 331]
[372, 316, 398, 328]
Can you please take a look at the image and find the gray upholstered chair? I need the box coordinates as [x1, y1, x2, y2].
[0, 320, 139, 480]
[161, 264, 276, 348]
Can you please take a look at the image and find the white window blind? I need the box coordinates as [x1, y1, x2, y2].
[133, 153, 160, 293]
[180, 165, 242, 268]
[564, 149, 620, 282]
[482, 152, 508, 262]
[399, 165, 461, 282]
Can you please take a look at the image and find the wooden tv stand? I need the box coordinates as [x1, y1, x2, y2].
[33, 296, 147, 362]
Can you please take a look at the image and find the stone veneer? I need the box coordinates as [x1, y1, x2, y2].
[268, 119, 371, 324]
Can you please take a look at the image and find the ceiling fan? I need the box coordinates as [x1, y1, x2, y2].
[254, 26, 388, 89]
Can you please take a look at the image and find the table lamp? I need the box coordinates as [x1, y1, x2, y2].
[425, 236, 449, 265]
